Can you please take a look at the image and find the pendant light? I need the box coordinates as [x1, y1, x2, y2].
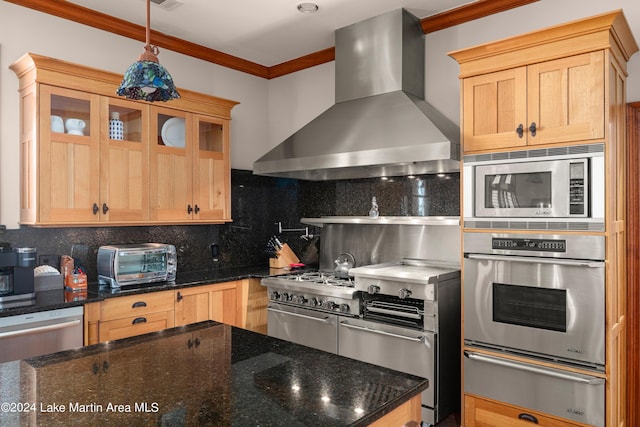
[117, 0, 180, 102]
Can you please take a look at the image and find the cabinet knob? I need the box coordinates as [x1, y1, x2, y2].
[177, 291, 183, 302]
[194, 204, 200, 214]
[187, 204, 193, 214]
[102, 203, 109, 215]
[529, 122, 537, 137]
[92, 203, 99, 215]
[516, 124, 524, 138]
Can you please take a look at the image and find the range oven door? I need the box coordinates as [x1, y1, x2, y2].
[464, 351, 604, 426]
[463, 251, 605, 368]
[338, 318, 436, 423]
[267, 302, 338, 354]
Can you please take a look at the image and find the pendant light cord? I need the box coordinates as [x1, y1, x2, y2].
[139, 0, 159, 62]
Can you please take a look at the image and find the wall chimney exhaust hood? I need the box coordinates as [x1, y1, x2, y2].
[253, 8, 460, 181]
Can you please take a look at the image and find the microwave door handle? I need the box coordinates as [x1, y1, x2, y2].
[464, 351, 604, 385]
[465, 253, 604, 268]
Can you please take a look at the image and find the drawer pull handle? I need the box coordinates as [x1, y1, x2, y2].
[132, 317, 147, 325]
[132, 301, 147, 308]
[518, 413, 538, 424]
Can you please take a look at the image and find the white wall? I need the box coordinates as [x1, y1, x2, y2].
[268, 0, 640, 151]
[0, 2, 269, 228]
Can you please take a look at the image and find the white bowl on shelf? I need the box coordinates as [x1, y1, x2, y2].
[65, 118, 86, 136]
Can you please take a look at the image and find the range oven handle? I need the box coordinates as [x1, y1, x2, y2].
[267, 307, 331, 323]
[339, 321, 425, 343]
[464, 351, 605, 385]
[465, 253, 604, 268]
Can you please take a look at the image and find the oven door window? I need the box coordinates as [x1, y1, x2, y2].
[484, 172, 552, 209]
[492, 283, 566, 332]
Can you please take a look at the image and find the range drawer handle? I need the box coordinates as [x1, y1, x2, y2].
[340, 322, 425, 343]
[465, 253, 604, 268]
[132, 301, 148, 308]
[267, 307, 331, 323]
[464, 351, 605, 385]
[0, 319, 81, 339]
[132, 317, 147, 325]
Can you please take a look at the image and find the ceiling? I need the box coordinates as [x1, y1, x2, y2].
[66, 0, 475, 67]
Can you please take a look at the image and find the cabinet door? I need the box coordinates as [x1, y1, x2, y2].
[99, 97, 149, 222]
[192, 114, 230, 221]
[527, 51, 605, 146]
[211, 281, 241, 327]
[462, 67, 527, 152]
[149, 107, 193, 221]
[39, 86, 100, 223]
[175, 287, 211, 326]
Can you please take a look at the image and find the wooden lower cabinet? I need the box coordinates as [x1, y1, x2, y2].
[85, 279, 268, 345]
[84, 290, 175, 345]
[367, 394, 422, 427]
[464, 394, 591, 427]
[175, 281, 242, 327]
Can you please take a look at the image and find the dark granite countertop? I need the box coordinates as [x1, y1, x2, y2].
[0, 321, 427, 426]
[0, 265, 277, 318]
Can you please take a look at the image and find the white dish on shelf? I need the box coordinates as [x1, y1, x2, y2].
[161, 117, 185, 148]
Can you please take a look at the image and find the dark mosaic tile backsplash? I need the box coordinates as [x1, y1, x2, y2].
[0, 170, 459, 281]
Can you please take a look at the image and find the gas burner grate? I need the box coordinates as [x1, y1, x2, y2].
[283, 272, 354, 287]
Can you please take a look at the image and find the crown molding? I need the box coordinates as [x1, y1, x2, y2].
[6, 0, 538, 79]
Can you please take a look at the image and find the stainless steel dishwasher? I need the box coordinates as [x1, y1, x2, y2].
[0, 306, 84, 363]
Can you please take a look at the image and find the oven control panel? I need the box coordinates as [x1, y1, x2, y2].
[267, 287, 359, 315]
[492, 237, 566, 252]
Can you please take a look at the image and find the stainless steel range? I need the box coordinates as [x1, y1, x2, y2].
[264, 272, 360, 354]
[345, 258, 461, 425]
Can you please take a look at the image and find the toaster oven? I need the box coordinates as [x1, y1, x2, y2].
[97, 243, 177, 289]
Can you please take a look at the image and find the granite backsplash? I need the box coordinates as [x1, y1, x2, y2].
[0, 170, 459, 281]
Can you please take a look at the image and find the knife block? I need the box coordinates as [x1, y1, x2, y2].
[269, 243, 300, 269]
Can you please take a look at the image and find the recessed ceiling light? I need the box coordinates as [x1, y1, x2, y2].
[297, 2, 319, 14]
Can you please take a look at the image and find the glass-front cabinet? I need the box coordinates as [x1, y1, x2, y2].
[10, 53, 237, 226]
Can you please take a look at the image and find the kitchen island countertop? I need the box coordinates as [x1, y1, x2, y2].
[0, 321, 427, 426]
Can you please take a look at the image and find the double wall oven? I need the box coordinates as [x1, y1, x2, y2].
[463, 233, 605, 426]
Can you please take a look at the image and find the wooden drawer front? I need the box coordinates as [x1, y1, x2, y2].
[464, 394, 590, 427]
[100, 291, 174, 321]
[98, 311, 175, 342]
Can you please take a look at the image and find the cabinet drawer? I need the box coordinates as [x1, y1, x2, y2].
[464, 394, 590, 427]
[99, 291, 174, 321]
[98, 310, 175, 342]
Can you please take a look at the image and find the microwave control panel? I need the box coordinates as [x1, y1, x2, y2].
[492, 238, 566, 252]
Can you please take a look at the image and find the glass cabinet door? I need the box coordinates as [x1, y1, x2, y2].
[193, 115, 230, 221]
[99, 98, 149, 222]
[39, 85, 100, 223]
[149, 107, 192, 221]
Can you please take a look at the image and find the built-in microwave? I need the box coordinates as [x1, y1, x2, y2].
[463, 143, 604, 231]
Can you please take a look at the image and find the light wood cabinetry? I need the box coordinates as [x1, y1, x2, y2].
[9, 53, 237, 226]
[450, 11, 638, 427]
[175, 281, 242, 328]
[85, 279, 268, 345]
[460, 52, 604, 152]
[84, 290, 175, 345]
[464, 394, 590, 427]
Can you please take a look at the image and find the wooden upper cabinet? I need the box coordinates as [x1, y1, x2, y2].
[10, 53, 238, 226]
[460, 51, 604, 153]
[450, 10, 635, 155]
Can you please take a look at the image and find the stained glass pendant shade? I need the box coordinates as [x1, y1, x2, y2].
[117, 0, 180, 102]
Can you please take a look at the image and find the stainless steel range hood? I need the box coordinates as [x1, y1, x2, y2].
[253, 8, 460, 181]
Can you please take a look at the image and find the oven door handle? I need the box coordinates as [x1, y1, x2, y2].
[465, 253, 605, 268]
[339, 321, 424, 343]
[267, 307, 331, 323]
[464, 351, 605, 385]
